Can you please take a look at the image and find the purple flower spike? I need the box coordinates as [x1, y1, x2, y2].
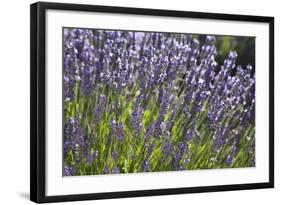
[93, 94, 107, 125]
[130, 95, 144, 134]
[112, 151, 119, 162]
[142, 160, 151, 172]
[104, 164, 111, 174]
[185, 120, 199, 142]
[113, 166, 120, 174]
[64, 166, 76, 176]
[116, 123, 124, 141]
[110, 121, 125, 141]
[64, 114, 90, 165]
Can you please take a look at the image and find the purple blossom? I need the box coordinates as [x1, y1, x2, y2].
[145, 123, 155, 142]
[112, 151, 119, 162]
[113, 166, 120, 174]
[185, 120, 200, 141]
[64, 166, 76, 176]
[64, 29, 97, 97]
[130, 95, 144, 134]
[116, 123, 124, 141]
[87, 150, 98, 164]
[161, 131, 174, 162]
[110, 120, 125, 141]
[213, 126, 230, 152]
[142, 142, 155, 172]
[64, 115, 90, 158]
[226, 140, 239, 166]
[155, 89, 170, 137]
[173, 141, 189, 170]
[141, 160, 151, 172]
[93, 94, 107, 125]
[104, 164, 111, 174]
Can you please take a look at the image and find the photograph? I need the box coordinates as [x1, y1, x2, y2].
[63, 28, 256, 176]
[30, 2, 274, 202]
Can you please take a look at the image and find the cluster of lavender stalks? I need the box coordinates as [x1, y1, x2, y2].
[63, 28, 255, 176]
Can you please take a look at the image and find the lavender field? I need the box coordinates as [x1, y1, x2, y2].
[63, 28, 255, 176]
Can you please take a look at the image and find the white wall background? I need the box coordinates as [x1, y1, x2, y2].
[0, 0, 279, 204]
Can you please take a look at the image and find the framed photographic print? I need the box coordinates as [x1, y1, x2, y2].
[30, 1, 274, 203]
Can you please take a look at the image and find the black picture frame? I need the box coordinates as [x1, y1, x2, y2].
[30, 1, 274, 203]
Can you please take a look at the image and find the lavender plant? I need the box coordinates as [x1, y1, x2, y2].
[63, 28, 255, 176]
